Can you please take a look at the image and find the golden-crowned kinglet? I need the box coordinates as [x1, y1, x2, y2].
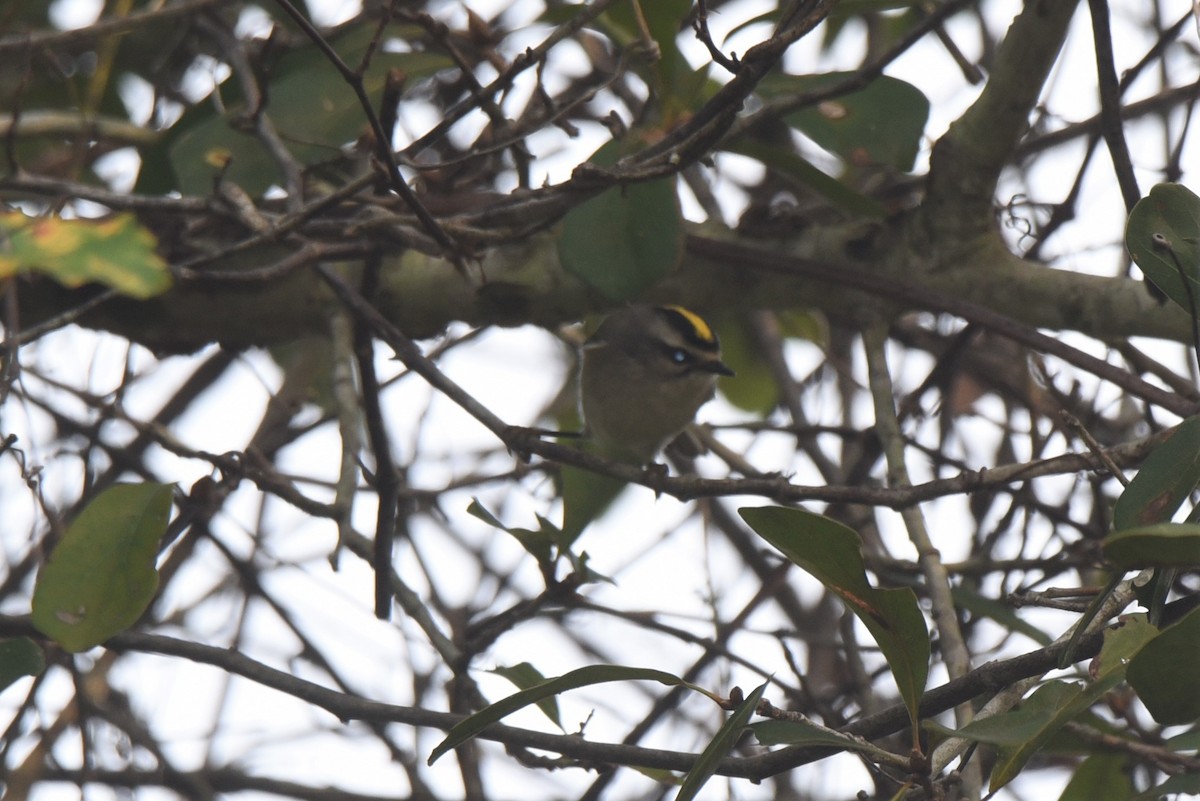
[580, 305, 734, 464]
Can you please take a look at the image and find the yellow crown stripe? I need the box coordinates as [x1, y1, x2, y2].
[664, 305, 715, 344]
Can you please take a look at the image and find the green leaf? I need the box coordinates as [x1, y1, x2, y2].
[1102, 523, 1200, 570]
[738, 506, 928, 728]
[987, 615, 1158, 790]
[0, 212, 171, 299]
[757, 73, 930, 171]
[558, 138, 683, 301]
[1057, 754, 1134, 801]
[1132, 773, 1200, 800]
[1112, 416, 1200, 623]
[0, 638, 45, 693]
[586, 0, 702, 117]
[723, 140, 888, 218]
[931, 680, 1077, 747]
[676, 682, 767, 801]
[1056, 419, 1200, 658]
[159, 31, 453, 196]
[1058, 571, 1123, 669]
[560, 464, 628, 545]
[468, 498, 554, 564]
[491, 663, 563, 729]
[721, 8, 779, 45]
[467, 498, 610, 583]
[1126, 183, 1200, 316]
[32, 483, 175, 652]
[428, 664, 715, 764]
[1113, 416, 1200, 530]
[596, 0, 690, 54]
[819, 3, 922, 54]
[1166, 726, 1200, 750]
[1126, 606, 1200, 725]
[709, 316, 779, 415]
[710, 310, 826, 415]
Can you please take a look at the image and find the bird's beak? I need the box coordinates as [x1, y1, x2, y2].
[704, 359, 735, 377]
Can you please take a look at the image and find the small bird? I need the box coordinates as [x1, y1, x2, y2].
[579, 305, 734, 464]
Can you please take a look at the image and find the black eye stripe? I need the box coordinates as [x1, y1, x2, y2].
[659, 345, 721, 377]
[656, 307, 720, 354]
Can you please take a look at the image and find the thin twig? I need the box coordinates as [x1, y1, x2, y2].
[1087, 0, 1142, 211]
[863, 323, 979, 795]
[268, 0, 459, 257]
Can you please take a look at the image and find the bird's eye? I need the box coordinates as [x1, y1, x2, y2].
[668, 348, 690, 364]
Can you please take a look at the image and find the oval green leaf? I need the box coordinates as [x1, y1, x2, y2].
[468, 498, 555, 564]
[32, 483, 174, 652]
[987, 616, 1158, 790]
[1058, 754, 1135, 801]
[752, 717, 877, 752]
[710, 317, 780, 415]
[1133, 774, 1200, 800]
[722, 140, 888, 218]
[467, 497, 610, 584]
[160, 33, 453, 196]
[0, 212, 171, 299]
[1113, 416, 1200, 530]
[738, 505, 929, 728]
[491, 662, 563, 729]
[1126, 606, 1200, 725]
[712, 310, 829, 414]
[558, 139, 683, 301]
[559, 463, 629, 545]
[1102, 523, 1200, 570]
[583, 0, 703, 116]
[943, 680, 1077, 748]
[757, 73, 930, 171]
[0, 637, 45, 693]
[1126, 183, 1200, 315]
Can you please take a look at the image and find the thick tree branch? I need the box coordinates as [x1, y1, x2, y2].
[923, 0, 1082, 247]
[11, 213, 1191, 354]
